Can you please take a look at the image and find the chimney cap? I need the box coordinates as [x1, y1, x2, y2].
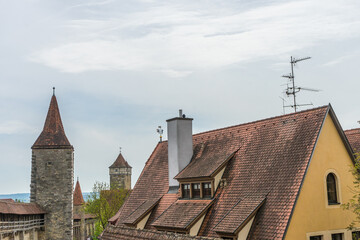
[167, 109, 193, 122]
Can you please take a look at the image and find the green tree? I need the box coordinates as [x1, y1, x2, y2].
[342, 152, 360, 230]
[84, 181, 130, 238]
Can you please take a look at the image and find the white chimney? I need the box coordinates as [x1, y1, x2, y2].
[166, 109, 193, 188]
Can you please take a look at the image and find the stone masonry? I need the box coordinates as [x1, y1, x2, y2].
[31, 148, 74, 240]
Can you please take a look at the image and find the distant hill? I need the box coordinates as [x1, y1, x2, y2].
[0, 192, 92, 203]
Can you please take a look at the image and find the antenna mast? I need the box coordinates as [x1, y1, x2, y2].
[282, 56, 318, 112]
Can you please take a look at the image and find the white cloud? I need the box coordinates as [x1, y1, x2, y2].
[29, 0, 360, 76]
[0, 121, 36, 135]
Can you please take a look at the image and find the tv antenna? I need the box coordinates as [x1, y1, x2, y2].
[156, 126, 164, 142]
[281, 56, 319, 112]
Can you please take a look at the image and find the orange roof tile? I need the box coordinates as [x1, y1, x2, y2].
[73, 180, 85, 206]
[0, 200, 46, 215]
[345, 128, 360, 152]
[102, 225, 220, 240]
[213, 195, 266, 234]
[152, 199, 213, 230]
[73, 213, 96, 220]
[32, 94, 72, 149]
[110, 153, 131, 168]
[123, 197, 161, 226]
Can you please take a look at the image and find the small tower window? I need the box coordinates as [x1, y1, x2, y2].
[327, 173, 339, 205]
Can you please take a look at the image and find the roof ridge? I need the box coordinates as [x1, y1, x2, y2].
[192, 105, 329, 138]
[344, 128, 360, 133]
[159, 105, 329, 142]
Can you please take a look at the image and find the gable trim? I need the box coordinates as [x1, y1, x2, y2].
[282, 105, 329, 240]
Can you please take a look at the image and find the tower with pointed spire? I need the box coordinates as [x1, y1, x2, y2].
[109, 151, 132, 190]
[30, 90, 74, 240]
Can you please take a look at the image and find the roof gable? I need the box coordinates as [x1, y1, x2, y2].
[213, 195, 265, 235]
[152, 199, 213, 231]
[123, 197, 161, 226]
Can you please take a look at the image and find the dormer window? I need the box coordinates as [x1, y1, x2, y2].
[182, 184, 190, 198]
[181, 182, 213, 199]
[192, 183, 200, 198]
[202, 182, 211, 198]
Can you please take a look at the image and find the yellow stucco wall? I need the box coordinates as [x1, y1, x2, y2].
[135, 211, 152, 230]
[285, 114, 358, 240]
[189, 214, 206, 236]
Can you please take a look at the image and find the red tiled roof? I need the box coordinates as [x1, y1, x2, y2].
[123, 197, 161, 226]
[32, 94, 72, 149]
[73, 213, 96, 220]
[0, 199, 15, 203]
[213, 195, 266, 234]
[345, 128, 360, 152]
[0, 200, 46, 215]
[144, 193, 178, 229]
[110, 153, 131, 168]
[102, 225, 220, 240]
[74, 179, 85, 206]
[108, 105, 331, 239]
[152, 199, 213, 230]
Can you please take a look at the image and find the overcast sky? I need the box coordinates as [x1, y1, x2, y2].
[1, 0, 360, 194]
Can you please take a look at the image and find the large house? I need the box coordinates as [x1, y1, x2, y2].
[102, 105, 359, 240]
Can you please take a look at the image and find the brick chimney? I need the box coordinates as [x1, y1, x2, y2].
[166, 109, 193, 188]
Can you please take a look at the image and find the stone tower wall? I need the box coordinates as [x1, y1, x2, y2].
[109, 168, 131, 190]
[30, 148, 73, 240]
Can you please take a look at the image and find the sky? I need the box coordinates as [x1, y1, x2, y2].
[1, 0, 360, 194]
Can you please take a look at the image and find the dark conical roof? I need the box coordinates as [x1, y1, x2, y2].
[73, 179, 85, 206]
[110, 153, 131, 168]
[32, 94, 72, 149]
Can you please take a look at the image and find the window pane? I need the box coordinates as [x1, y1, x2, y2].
[192, 183, 200, 198]
[310, 236, 323, 240]
[332, 233, 343, 240]
[182, 184, 190, 198]
[202, 182, 212, 198]
[327, 173, 338, 204]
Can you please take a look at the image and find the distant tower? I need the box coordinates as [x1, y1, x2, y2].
[73, 179, 86, 240]
[109, 151, 132, 190]
[30, 90, 74, 240]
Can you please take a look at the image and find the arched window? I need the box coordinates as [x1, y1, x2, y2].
[326, 173, 339, 204]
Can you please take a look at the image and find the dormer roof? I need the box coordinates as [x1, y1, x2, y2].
[32, 94, 72, 149]
[110, 153, 131, 168]
[73, 179, 85, 206]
